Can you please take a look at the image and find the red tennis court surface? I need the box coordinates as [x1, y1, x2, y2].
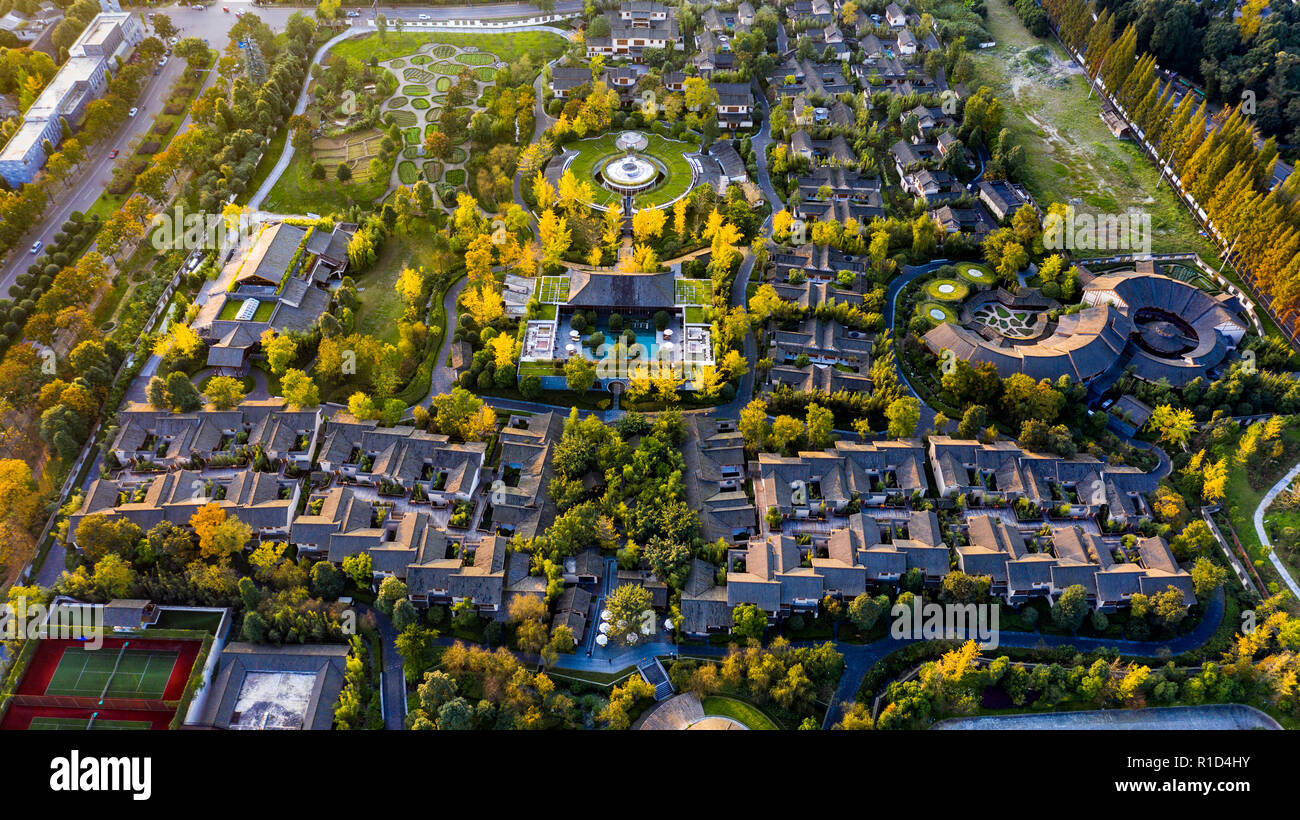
[1, 636, 202, 731]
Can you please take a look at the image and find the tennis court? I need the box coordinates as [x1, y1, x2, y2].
[44, 646, 178, 699]
[29, 716, 153, 730]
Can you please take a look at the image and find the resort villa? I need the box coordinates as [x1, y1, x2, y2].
[520, 270, 716, 394]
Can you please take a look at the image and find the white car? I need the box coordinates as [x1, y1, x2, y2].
[168, 36, 179, 45]
[158, 56, 168, 67]
[418, 13, 431, 20]
[128, 107, 138, 117]
[29, 240, 42, 254]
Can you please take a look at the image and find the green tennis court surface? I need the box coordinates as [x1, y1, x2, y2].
[29, 717, 152, 730]
[45, 647, 177, 699]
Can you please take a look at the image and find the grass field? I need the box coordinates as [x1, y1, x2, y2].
[331, 30, 567, 66]
[972, 0, 1218, 260]
[29, 716, 152, 730]
[45, 647, 177, 699]
[700, 696, 779, 730]
[265, 129, 390, 213]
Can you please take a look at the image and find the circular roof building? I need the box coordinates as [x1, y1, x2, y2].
[924, 269, 1249, 386]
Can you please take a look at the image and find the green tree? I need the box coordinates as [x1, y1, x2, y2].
[1051, 584, 1089, 632]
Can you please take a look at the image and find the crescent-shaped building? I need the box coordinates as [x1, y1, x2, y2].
[923, 269, 1249, 386]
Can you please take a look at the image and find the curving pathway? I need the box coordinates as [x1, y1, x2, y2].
[1252, 460, 1300, 599]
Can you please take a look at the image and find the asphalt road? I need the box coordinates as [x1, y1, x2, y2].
[0, 1, 578, 296]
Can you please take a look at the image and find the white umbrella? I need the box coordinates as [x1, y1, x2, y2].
[626, 633, 638, 644]
[664, 618, 674, 631]
[600, 609, 611, 621]
[663, 328, 673, 338]
[595, 633, 609, 646]
[598, 621, 610, 634]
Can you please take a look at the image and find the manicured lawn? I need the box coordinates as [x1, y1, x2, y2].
[398, 160, 419, 184]
[563, 131, 697, 209]
[356, 255, 408, 345]
[925, 278, 969, 301]
[956, 262, 995, 285]
[217, 298, 275, 322]
[700, 696, 779, 730]
[972, 0, 1217, 259]
[331, 30, 566, 66]
[263, 148, 389, 214]
[918, 301, 958, 324]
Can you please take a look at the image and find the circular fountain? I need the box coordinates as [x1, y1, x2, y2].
[596, 131, 665, 195]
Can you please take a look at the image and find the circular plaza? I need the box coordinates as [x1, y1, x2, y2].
[560, 130, 699, 210]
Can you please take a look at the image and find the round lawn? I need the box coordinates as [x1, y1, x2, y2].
[447, 146, 467, 164]
[958, 263, 995, 286]
[402, 146, 421, 159]
[387, 96, 408, 108]
[435, 76, 452, 92]
[457, 52, 495, 66]
[402, 84, 431, 96]
[397, 161, 419, 184]
[925, 278, 969, 301]
[445, 168, 466, 186]
[412, 98, 430, 110]
[919, 301, 958, 325]
[410, 55, 431, 64]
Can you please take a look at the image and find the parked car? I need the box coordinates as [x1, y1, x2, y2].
[128, 107, 138, 117]
[108, 149, 118, 158]
[29, 240, 42, 254]
[158, 56, 168, 67]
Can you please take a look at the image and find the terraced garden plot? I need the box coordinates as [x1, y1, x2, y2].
[412, 98, 429, 109]
[404, 66, 436, 83]
[473, 67, 496, 81]
[387, 95, 409, 108]
[430, 44, 456, 58]
[423, 161, 443, 180]
[403, 126, 421, 145]
[445, 168, 466, 186]
[388, 109, 416, 127]
[402, 84, 430, 96]
[457, 52, 496, 66]
[410, 54, 431, 64]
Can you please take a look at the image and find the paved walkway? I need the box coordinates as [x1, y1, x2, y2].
[355, 602, 407, 730]
[1252, 459, 1300, 598]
